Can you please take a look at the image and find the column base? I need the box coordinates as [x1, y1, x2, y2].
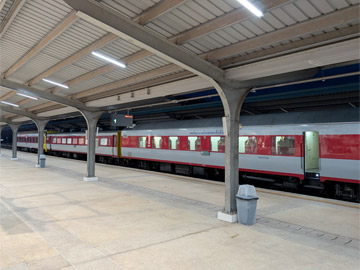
[10, 157, 18, 161]
[35, 164, 40, 168]
[83, 176, 98, 182]
[217, 211, 238, 223]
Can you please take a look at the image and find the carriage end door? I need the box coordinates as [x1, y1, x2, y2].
[304, 131, 320, 173]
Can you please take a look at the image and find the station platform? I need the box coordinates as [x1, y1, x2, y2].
[0, 149, 359, 270]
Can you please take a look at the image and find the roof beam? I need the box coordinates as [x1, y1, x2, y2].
[64, 0, 230, 87]
[70, 64, 183, 99]
[0, 0, 25, 38]
[217, 24, 360, 67]
[26, 70, 193, 114]
[203, 5, 360, 61]
[134, 0, 186, 25]
[2, 11, 78, 79]
[0, 104, 48, 120]
[26, 33, 118, 86]
[0, 79, 99, 112]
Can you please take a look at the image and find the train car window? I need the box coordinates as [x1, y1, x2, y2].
[79, 138, 84, 145]
[100, 138, 108, 146]
[53, 138, 56, 143]
[67, 138, 72, 144]
[139, 137, 146, 148]
[188, 136, 201, 151]
[240, 136, 257, 154]
[62, 138, 66, 144]
[57, 138, 61, 144]
[153, 136, 162, 149]
[73, 138, 78, 145]
[169, 136, 179, 150]
[271, 136, 295, 155]
[211, 136, 225, 152]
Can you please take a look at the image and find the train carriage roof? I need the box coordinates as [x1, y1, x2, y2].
[128, 108, 359, 130]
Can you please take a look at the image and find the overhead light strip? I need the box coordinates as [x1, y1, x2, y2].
[16, 93, 38, 100]
[1, 101, 19, 107]
[42, 78, 69, 89]
[91, 51, 126, 68]
[238, 0, 263, 17]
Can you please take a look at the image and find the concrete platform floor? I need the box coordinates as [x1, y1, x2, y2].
[0, 149, 359, 270]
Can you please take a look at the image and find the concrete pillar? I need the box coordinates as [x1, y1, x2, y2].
[9, 123, 21, 160]
[34, 120, 48, 167]
[0, 126, 3, 157]
[215, 85, 249, 223]
[81, 111, 103, 181]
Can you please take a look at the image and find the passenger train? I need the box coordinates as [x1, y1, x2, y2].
[15, 110, 359, 201]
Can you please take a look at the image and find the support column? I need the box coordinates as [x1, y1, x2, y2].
[215, 85, 249, 223]
[9, 123, 21, 160]
[0, 126, 3, 157]
[81, 111, 103, 181]
[34, 120, 48, 167]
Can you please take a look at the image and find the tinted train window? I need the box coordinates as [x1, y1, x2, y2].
[62, 138, 66, 144]
[53, 138, 56, 143]
[153, 136, 162, 149]
[188, 136, 201, 151]
[100, 138, 108, 146]
[139, 137, 146, 148]
[169, 136, 179, 150]
[239, 136, 257, 154]
[73, 138, 78, 145]
[271, 136, 295, 155]
[79, 138, 84, 145]
[211, 136, 225, 152]
[67, 138, 72, 144]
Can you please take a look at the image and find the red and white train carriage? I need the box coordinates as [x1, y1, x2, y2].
[16, 111, 360, 201]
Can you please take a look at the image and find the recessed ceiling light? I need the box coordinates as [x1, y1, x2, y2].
[16, 93, 38, 100]
[91, 51, 126, 68]
[42, 78, 69, 89]
[1, 101, 19, 107]
[238, 0, 263, 17]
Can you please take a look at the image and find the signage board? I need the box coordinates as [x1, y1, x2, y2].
[110, 114, 133, 127]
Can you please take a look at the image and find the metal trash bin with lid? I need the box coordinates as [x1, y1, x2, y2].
[39, 154, 46, 168]
[236, 185, 259, 226]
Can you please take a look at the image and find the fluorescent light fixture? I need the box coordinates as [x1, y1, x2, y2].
[1, 101, 19, 107]
[238, 0, 263, 17]
[91, 51, 126, 68]
[16, 93, 38, 100]
[42, 78, 69, 89]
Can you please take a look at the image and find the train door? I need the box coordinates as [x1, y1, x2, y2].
[117, 131, 121, 157]
[303, 131, 320, 182]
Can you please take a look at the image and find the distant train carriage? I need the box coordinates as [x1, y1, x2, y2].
[16, 111, 360, 201]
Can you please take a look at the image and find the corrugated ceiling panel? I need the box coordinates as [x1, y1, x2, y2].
[101, 0, 160, 19]
[147, 0, 240, 38]
[7, 52, 60, 83]
[0, 38, 29, 73]
[18, 99, 43, 110]
[74, 55, 110, 72]
[0, 0, 15, 26]
[2, 0, 72, 47]
[67, 76, 115, 94]
[309, 0, 335, 13]
[1, 0, 73, 76]
[96, 38, 142, 60]
[47, 64, 89, 82]
[41, 19, 108, 60]
[181, 0, 356, 56]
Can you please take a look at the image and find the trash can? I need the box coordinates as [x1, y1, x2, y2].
[39, 154, 46, 168]
[236, 185, 259, 226]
